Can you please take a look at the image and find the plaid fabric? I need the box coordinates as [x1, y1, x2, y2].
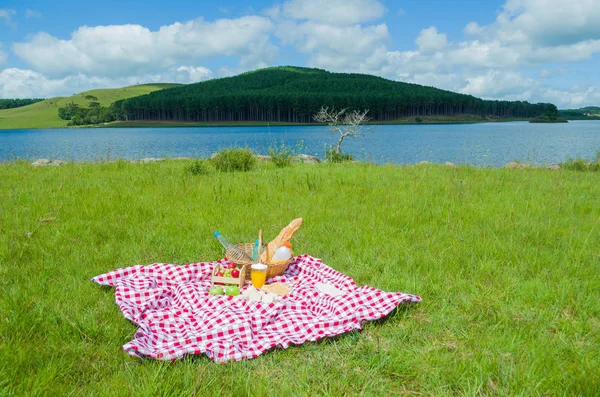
[92, 254, 421, 363]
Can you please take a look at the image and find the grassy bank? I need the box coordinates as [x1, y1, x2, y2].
[1, 161, 599, 395]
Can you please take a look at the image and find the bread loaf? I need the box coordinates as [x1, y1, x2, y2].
[260, 218, 302, 262]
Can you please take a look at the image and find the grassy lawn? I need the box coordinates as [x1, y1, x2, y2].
[0, 160, 598, 395]
[0, 84, 179, 130]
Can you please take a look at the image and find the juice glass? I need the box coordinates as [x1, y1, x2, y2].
[251, 264, 268, 289]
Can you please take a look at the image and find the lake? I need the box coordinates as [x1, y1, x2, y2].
[1, 121, 599, 167]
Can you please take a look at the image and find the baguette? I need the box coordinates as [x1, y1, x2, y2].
[260, 218, 302, 262]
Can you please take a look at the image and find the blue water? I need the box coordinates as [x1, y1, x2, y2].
[1, 121, 599, 166]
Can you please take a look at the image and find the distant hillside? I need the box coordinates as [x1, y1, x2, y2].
[576, 106, 600, 113]
[559, 106, 600, 120]
[114, 66, 557, 123]
[0, 84, 181, 129]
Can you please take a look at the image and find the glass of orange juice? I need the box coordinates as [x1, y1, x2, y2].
[251, 264, 268, 289]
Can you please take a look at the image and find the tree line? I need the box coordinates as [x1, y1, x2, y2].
[111, 67, 558, 123]
[58, 102, 116, 126]
[0, 98, 44, 110]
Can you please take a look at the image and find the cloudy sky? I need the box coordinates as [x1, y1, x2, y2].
[0, 0, 599, 107]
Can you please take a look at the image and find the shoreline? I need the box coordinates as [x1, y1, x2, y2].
[1, 116, 535, 130]
[5, 156, 565, 171]
[96, 116, 529, 128]
[4, 117, 600, 130]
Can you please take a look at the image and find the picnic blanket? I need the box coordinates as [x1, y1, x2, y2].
[92, 254, 421, 363]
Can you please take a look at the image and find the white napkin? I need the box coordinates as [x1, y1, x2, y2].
[315, 283, 345, 297]
[238, 287, 281, 303]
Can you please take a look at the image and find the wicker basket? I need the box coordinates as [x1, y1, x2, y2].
[233, 242, 293, 279]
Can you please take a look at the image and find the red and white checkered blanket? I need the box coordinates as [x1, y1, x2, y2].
[92, 254, 421, 363]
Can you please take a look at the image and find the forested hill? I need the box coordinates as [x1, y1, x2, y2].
[0, 98, 44, 110]
[113, 67, 557, 123]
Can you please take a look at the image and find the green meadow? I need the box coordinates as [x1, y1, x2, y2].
[0, 160, 598, 396]
[0, 84, 179, 130]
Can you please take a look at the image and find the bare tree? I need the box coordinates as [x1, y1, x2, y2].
[313, 107, 370, 155]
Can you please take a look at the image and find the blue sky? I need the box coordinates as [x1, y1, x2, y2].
[1, 0, 599, 107]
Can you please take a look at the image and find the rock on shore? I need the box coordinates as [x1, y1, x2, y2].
[31, 159, 67, 167]
[504, 162, 531, 169]
[292, 154, 320, 163]
[130, 158, 165, 163]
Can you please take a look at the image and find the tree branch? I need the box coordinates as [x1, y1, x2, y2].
[313, 107, 370, 154]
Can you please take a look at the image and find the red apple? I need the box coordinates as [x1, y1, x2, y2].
[231, 269, 240, 278]
[216, 271, 223, 277]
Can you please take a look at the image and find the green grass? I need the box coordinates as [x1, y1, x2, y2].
[1, 161, 599, 396]
[0, 84, 180, 130]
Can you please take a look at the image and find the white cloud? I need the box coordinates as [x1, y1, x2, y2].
[12, 16, 276, 78]
[463, 22, 483, 36]
[415, 26, 448, 53]
[446, 38, 600, 70]
[448, 40, 521, 69]
[460, 70, 536, 99]
[458, 69, 600, 107]
[273, 0, 390, 74]
[276, 0, 385, 25]
[0, 68, 114, 98]
[278, 21, 389, 71]
[25, 9, 42, 18]
[279, 21, 388, 56]
[0, 66, 214, 98]
[397, 8, 406, 17]
[452, 0, 600, 68]
[275, 0, 600, 80]
[400, 68, 600, 108]
[172, 66, 212, 83]
[491, 0, 600, 46]
[0, 8, 16, 25]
